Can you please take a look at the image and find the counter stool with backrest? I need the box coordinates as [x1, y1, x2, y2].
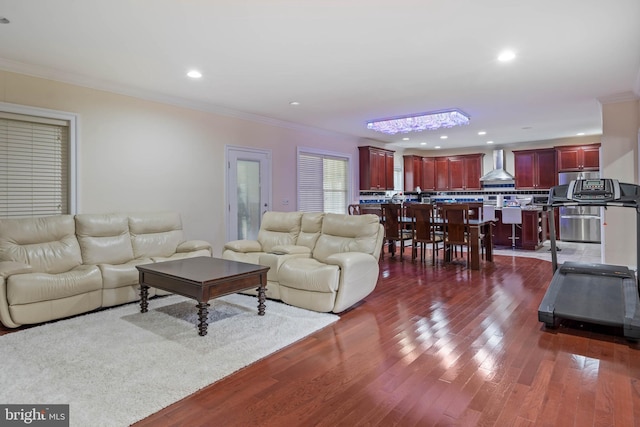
[502, 206, 522, 249]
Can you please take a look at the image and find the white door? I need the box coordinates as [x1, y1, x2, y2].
[226, 146, 272, 242]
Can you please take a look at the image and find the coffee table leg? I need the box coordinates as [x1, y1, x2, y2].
[197, 302, 210, 336]
[140, 285, 149, 313]
[257, 285, 266, 316]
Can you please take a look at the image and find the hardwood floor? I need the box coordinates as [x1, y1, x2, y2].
[129, 251, 640, 427]
[4, 251, 640, 426]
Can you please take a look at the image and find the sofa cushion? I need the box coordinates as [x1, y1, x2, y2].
[75, 214, 135, 265]
[257, 211, 303, 253]
[6, 265, 102, 305]
[296, 212, 324, 250]
[0, 215, 82, 274]
[312, 213, 381, 264]
[278, 258, 340, 293]
[129, 212, 185, 258]
[99, 259, 150, 290]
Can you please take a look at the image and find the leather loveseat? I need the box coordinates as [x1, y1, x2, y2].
[0, 212, 212, 328]
[222, 211, 384, 313]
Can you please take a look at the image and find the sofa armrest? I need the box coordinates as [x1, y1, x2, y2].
[224, 240, 263, 253]
[323, 252, 379, 313]
[177, 240, 213, 254]
[0, 261, 33, 279]
[269, 245, 311, 255]
[324, 252, 375, 267]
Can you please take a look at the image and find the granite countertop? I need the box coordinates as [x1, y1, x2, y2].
[494, 205, 544, 212]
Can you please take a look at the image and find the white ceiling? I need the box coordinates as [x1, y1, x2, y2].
[1, 1, 639, 151]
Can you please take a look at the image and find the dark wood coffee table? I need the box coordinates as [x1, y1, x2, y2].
[136, 257, 269, 336]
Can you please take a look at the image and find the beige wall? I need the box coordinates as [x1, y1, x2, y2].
[0, 70, 361, 256]
[600, 97, 640, 268]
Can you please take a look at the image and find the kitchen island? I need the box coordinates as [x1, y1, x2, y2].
[492, 206, 548, 250]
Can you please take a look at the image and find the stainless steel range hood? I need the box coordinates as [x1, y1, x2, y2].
[479, 149, 515, 181]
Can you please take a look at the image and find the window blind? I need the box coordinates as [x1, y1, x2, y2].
[298, 151, 348, 214]
[0, 115, 70, 218]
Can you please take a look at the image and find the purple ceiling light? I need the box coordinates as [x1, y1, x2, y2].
[366, 109, 470, 135]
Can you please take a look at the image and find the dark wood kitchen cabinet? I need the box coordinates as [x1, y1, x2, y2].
[421, 157, 435, 190]
[448, 154, 483, 190]
[521, 209, 547, 250]
[435, 157, 449, 190]
[403, 155, 437, 191]
[513, 148, 557, 189]
[403, 155, 422, 192]
[403, 153, 482, 191]
[493, 209, 547, 250]
[359, 146, 395, 190]
[556, 144, 600, 171]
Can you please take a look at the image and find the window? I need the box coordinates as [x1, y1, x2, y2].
[297, 148, 351, 214]
[0, 103, 77, 218]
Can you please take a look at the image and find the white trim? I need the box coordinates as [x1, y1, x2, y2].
[0, 101, 78, 214]
[597, 91, 640, 105]
[224, 145, 272, 242]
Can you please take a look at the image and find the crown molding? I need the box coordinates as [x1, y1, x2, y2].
[597, 90, 640, 105]
[0, 58, 353, 140]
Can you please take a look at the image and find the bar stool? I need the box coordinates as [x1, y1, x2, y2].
[482, 205, 496, 222]
[502, 206, 522, 249]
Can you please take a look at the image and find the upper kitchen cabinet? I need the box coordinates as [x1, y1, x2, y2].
[403, 155, 422, 192]
[513, 148, 557, 189]
[404, 155, 438, 191]
[556, 143, 600, 171]
[421, 157, 436, 190]
[448, 154, 483, 190]
[435, 157, 450, 190]
[359, 146, 395, 190]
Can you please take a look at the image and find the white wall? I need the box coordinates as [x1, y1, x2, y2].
[0, 70, 361, 256]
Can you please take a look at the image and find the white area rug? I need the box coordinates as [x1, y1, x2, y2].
[0, 294, 339, 427]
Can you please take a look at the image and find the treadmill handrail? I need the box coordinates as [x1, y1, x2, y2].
[548, 201, 638, 209]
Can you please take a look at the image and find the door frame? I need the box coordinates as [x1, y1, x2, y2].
[225, 145, 272, 242]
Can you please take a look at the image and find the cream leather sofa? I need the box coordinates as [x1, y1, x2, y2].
[0, 212, 212, 328]
[222, 211, 384, 313]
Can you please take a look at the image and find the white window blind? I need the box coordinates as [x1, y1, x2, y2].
[298, 150, 349, 214]
[0, 113, 70, 218]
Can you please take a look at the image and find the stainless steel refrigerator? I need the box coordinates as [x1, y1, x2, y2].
[558, 171, 601, 242]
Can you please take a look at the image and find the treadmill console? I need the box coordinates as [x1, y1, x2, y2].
[567, 178, 620, 202]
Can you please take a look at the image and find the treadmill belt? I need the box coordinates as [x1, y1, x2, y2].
[553, 273, 624, 326]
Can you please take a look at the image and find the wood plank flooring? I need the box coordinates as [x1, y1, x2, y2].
[5, 250, 640, 426]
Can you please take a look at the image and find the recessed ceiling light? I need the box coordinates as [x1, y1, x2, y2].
[486, 140, 494, 144]
[478, 131, 487, 136]
[402, 137, 410, 141]
[187, 70, 202, 79]
[289, 101, 300, 106]
[522, 126, 532, 130]
[498, 50, 516, 62]
[435, 146, 441, 149]
[420, 142, 427, 146]
[440, 135, 448, 139]
[576, 132, 585, 136]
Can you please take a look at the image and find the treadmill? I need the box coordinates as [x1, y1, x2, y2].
[538, 178, 640, 339]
